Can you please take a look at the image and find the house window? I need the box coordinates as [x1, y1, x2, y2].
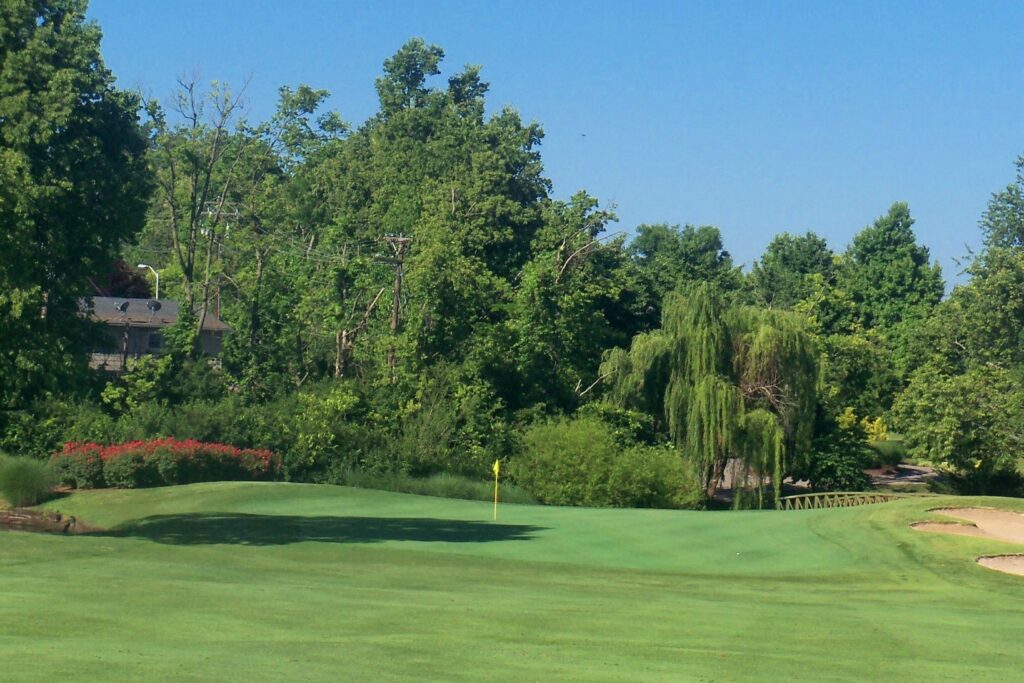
[148, 333, 163, 351]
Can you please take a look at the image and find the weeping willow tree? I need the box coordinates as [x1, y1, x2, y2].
[601, 283, 819, 507]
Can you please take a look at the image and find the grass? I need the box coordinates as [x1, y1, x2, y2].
[0, 455, 54, 507]
[0, 483, 1021, 681]
[333, 469, 537, 504]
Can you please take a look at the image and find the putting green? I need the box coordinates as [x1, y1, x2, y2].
[0, 483, 1021, 681]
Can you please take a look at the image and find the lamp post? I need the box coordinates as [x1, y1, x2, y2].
[138, 263, 159, 300]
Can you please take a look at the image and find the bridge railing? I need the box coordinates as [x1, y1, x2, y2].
[778, 492, 903, 510]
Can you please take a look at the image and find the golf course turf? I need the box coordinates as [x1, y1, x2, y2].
[1, 483, 1022, 681]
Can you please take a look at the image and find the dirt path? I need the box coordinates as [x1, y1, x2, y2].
[868, 463, 939, 489]
[912, 507, 1024, 577]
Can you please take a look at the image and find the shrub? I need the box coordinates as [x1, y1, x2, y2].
[576, 403, 659, 446]
[103, 452, 160, 488]
[512, 417, 618, 506]
[609, 446, 701, 509]
[804, 424, 872, 492]
[512, 417, 698, 508]
[50, 446, 105, 489]
[51, 439, 282, 489]
[867, 439, 907, 469]
[0, 455, 54, 507]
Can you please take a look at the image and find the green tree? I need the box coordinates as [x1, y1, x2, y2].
[0, 0, 149, 409]
[505, 193, 647, 411]
[630, 224, 741, 304]
[839, 202, 944, 331]
[602, 284, 819, 506]
[907, 247, 1024, 375]
[748, 232, 835, 309]
[893, 362, 1023, 493]
[981, 153, 1024, 250]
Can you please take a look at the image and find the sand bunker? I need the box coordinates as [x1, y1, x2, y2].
[923, 508, 1024, 544]
[912, 508, 1024, 577]
[977, 555, 1024, 577]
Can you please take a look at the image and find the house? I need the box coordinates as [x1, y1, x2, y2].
[86, 297, 231, 372]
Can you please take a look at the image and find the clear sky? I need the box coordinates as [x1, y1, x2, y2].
[87, 0, 1024, 282]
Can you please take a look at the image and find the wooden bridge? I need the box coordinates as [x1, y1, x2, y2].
[778, 491, 903, 510]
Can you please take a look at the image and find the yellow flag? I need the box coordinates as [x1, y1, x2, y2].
[492, 459, 500, 521]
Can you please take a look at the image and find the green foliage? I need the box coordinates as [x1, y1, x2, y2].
[607, 445, 702, 509]
[819, 331, 898, 416]
[575, 403, 659, 446]
[50, 449, 105, 489]
[908, 248, 1024, 375]
[331, 470, 536, 504]
[869, 439, 907, 469]
[0, 402, 73, 458]
[100, 355, 177, 414]
[102, 453, 160, 489]
[0, 0, 150, 409]
[513, 417, 619, 506]
[981, 153, 1024, 249]
[630, 223, 741, 305]
[512, 416, 697, 508]
[375, 38, 446, 115]
[604, 283, 819, 506]
[799, 421, 872, 492]
[0, 455, 54, 507]
[748, 231, 836, 309]
[893, 362, 1024, 494]
[838, 202, 944, 332]
[285, 383, 365, 479]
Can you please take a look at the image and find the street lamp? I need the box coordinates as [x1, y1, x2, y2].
[138, 263, 159, 300]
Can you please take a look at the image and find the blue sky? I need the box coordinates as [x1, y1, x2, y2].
[88, 0, 1024, 282]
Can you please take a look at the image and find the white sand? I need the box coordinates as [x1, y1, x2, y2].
[927, 508, 1024, 544]
[911, 508, 1024, 577]
[977, 555, 1024, 577]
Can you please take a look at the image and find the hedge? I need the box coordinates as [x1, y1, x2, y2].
[51, 438, 281, 489]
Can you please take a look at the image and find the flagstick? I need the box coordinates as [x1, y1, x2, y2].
[492, 460, 500, 521]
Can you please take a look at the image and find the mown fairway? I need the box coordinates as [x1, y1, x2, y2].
[1, 484, 1021, 681]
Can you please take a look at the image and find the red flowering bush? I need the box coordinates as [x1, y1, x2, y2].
[51, 439, 281, 489]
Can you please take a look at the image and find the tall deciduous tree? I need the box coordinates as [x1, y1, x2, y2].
[0, 0, 149, 408]
[630, 224, 741, 305]
[748, 231, 835, 309]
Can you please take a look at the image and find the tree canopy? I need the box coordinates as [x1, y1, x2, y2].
[3, 12, 1023, 503]
[0, 0, 149, 409]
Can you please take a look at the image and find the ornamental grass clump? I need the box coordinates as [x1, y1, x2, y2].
[51, 439, 281, 489]
[0, 455, 55, 507]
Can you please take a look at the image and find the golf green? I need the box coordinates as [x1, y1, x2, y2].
[1, 483, 1021, 681]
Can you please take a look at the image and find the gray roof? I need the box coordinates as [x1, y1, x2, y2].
[85, 297, 231, 332]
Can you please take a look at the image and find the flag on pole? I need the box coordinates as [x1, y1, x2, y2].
[492, 459, 500, 521]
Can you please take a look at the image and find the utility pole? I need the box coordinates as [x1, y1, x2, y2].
[381, 234, 412, 384]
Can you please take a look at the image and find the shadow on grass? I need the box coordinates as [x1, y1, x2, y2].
[97, 513, 545, 546]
